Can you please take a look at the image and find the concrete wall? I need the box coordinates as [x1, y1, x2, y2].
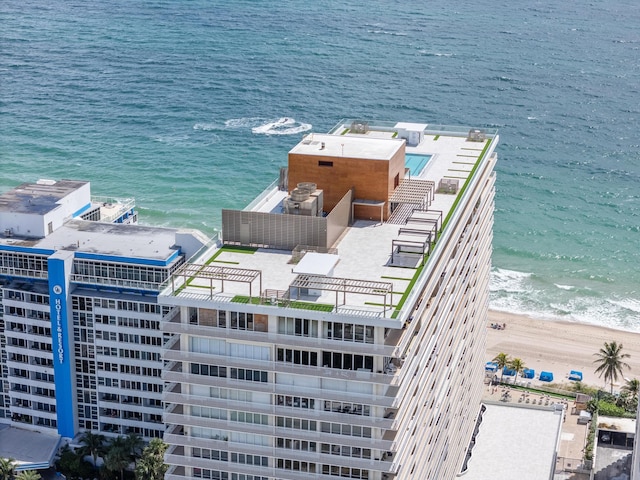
[326, 189, 353, 248]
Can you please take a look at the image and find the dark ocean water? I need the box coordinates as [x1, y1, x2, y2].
[1, 0, 639, 329]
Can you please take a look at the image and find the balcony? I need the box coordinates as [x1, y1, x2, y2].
[70, 274, 161, 292]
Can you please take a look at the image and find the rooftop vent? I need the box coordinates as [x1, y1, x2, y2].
[297, 182, 317, 193]
[350, 121, 369, 134]
[467, 129, 486, 142]
[438, 179, 459, 194]
[290, 188, 311, 202]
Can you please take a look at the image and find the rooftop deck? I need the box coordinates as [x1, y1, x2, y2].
[160, 122, 498, 321]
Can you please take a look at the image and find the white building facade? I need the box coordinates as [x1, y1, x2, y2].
[159, 121, 499, 480]
[0, 179, 207, 443]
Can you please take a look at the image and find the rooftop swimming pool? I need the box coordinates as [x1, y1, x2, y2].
[405, 154, 432, 176]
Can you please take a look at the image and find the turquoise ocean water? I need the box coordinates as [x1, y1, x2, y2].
[1, 1, 639, 330]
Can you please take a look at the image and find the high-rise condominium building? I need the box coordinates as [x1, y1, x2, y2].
[159, 120, 499, 480]
[0, 179, 207, 441]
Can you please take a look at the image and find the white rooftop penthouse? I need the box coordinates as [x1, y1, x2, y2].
[0, 178, 137, 241]
[159, 120, 499, 480]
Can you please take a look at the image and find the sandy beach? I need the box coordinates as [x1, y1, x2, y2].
[486, 310, 640, 392]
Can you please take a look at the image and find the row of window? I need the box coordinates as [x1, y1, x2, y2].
[119, 350, 160, 361]
[327, 322, 375, 343]
[189, 312, 376, 345]
[73, 260, 170, 285]
[3, 290, 47, 304]
[190, 406, 268, 426]
[275, 395, 314, 409]
[276, 348, 318, 366]
[321, 443, 372, 459]
[322, 352, 374, 371]
[4, 309, 49, 321]
[192, 470, 267, 480]
[95, 315, 161, 330]
[92, 298, 171, 315]
[324, 401, 371, 416]
[190, 364, 269, 383]
[320, 422, 373, 438]
[191, 448, 268, 466]
[0, 252, 47, 272]
[276, 438, 316, 451]
[275, 348, 376, 372]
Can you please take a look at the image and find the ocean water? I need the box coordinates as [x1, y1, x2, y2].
[1, 0, 639, 330]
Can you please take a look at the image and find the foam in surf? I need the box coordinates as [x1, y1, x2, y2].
[251, 117, 312, 135]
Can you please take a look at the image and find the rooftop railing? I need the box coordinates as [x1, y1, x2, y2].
[242, 179, 280, 212]
[89, 195, 136, 223]
[328, 118, 498, 138]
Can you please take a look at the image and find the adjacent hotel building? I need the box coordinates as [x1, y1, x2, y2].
[0, 180, 207, 443]
[158, 120, 499, 480]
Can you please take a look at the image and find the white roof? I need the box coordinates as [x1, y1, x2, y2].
[463, 404, 563, 480]
[292, 252, 340, 276]
[394, 122, 428, 131]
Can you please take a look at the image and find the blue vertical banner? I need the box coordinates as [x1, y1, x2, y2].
[48, 251, 76, 438]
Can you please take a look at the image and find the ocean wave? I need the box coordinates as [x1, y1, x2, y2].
[224, 117, 266, 129]
[418, 51, 454, 57]
[607, 298, 640, 314]
[489, 280, 640, 332]
[554, 283, 575, 291]
[251, 117, 312, 136]
[151, 132, 220, 147]
[193, 123, 218, 131]
[489, 268, 534, 294]
[223, 117, 312, 136]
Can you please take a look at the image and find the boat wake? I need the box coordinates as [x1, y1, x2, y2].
[251, 117, 312, 135]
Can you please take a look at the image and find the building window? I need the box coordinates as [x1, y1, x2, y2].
[320, 422, 372, 438]
[276, 459, 316, 473]
[276, 395, 315, 409]
[321, 465, 369, 479]
[229, 411, 268, 425]
[231, 453, 268, 466]
[323, 401, 370, 416]
[321, 444, 372, 459]
[278, 317, 318, 337]
[230, 312, 253, 330]
[327, 322, 374, 343]
[276, 348, 318, 366]
[322, 352, 374, 371]
[318, 161, 333, 167]
[276, 438, 317, 452]
[276, 417, 317, 431]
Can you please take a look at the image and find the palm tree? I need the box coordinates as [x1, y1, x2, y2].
[593, 341, 631, 394]
[621, 378, 639, 407]
[0, 458, 16, 480]
[145, 438, 167, 458]
[124, 433, 144, 467]
[135, 439, 168, 480]
[78, 431, 106, 467]
[509, 358, 525, 385]
[104, 442, 130, 480]
[492, 352, 510, 383]
[16, 471, 41, 480]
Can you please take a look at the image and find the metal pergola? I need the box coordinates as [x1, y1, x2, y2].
[170, 263, 262, 298]
[389, 179, 435, 210]
[289, 274, 394, 313]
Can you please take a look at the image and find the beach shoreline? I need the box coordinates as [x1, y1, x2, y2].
[486, 310, 640, 392]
